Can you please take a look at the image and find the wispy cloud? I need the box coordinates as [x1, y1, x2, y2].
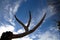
[37, 6, 55, 19]
[4, 0, 23, 26]
[12, 36, 33, 40]
[0, 24, 33, 40]
[0, 0, 23, 38]
[34, 7, 60, 40]
[29, 26, 59, 40]
[26, 25, 59, 40]
[37, 25, 59, 40]
[38, 31, 59, 40]
[0, 0, 59, 40]
[0, 0, 23, 36]
[0, 0, 33, 40]
[0, 0, 25, 26]
[47, 0, 60, 13]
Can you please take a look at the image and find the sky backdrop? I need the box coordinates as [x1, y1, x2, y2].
[0, 0, 60, 40]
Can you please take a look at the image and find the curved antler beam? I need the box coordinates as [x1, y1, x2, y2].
[27, 11, 31, 27]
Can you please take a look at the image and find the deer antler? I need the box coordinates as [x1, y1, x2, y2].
[27, 11, 31, 28]
[12, 11, 46, 39]
[14, 11, 31, 32]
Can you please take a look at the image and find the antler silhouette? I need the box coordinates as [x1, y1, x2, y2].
[12, 11, 46, 39]
[14, 11, 31, 32]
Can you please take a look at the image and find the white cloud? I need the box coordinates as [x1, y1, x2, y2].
[0, 0, 24, 26]
[0, 24, 33, 40]
[37, 26, 59, 40]
[38, 31, 58, 40]
[12, 28, 33, 40]
[0, 0, 33, 40]
[12, 0, 23, 14]
[46, 5, 56, 18]
[37, 5, 56, 19]
[13, 28, 25, 34]
[12, 36, 33, 40]
[30, 35, 37, 39]
[1, 0, 58, 40]
[0, 25, 15, 37]
[32, 5, 59, 40]
[4, 0, 22, 26]
[17, 29, 25, 33]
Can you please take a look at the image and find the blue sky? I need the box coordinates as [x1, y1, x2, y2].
[0, 0, 60, 40]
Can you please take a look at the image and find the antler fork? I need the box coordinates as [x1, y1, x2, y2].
[14, 11, 31, 32]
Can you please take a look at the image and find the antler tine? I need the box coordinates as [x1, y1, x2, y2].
[30, 13, 46, 32]
[14, 15, 26, 30]
[12, 13, 46, 39]
[27, 11, 31, 27]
